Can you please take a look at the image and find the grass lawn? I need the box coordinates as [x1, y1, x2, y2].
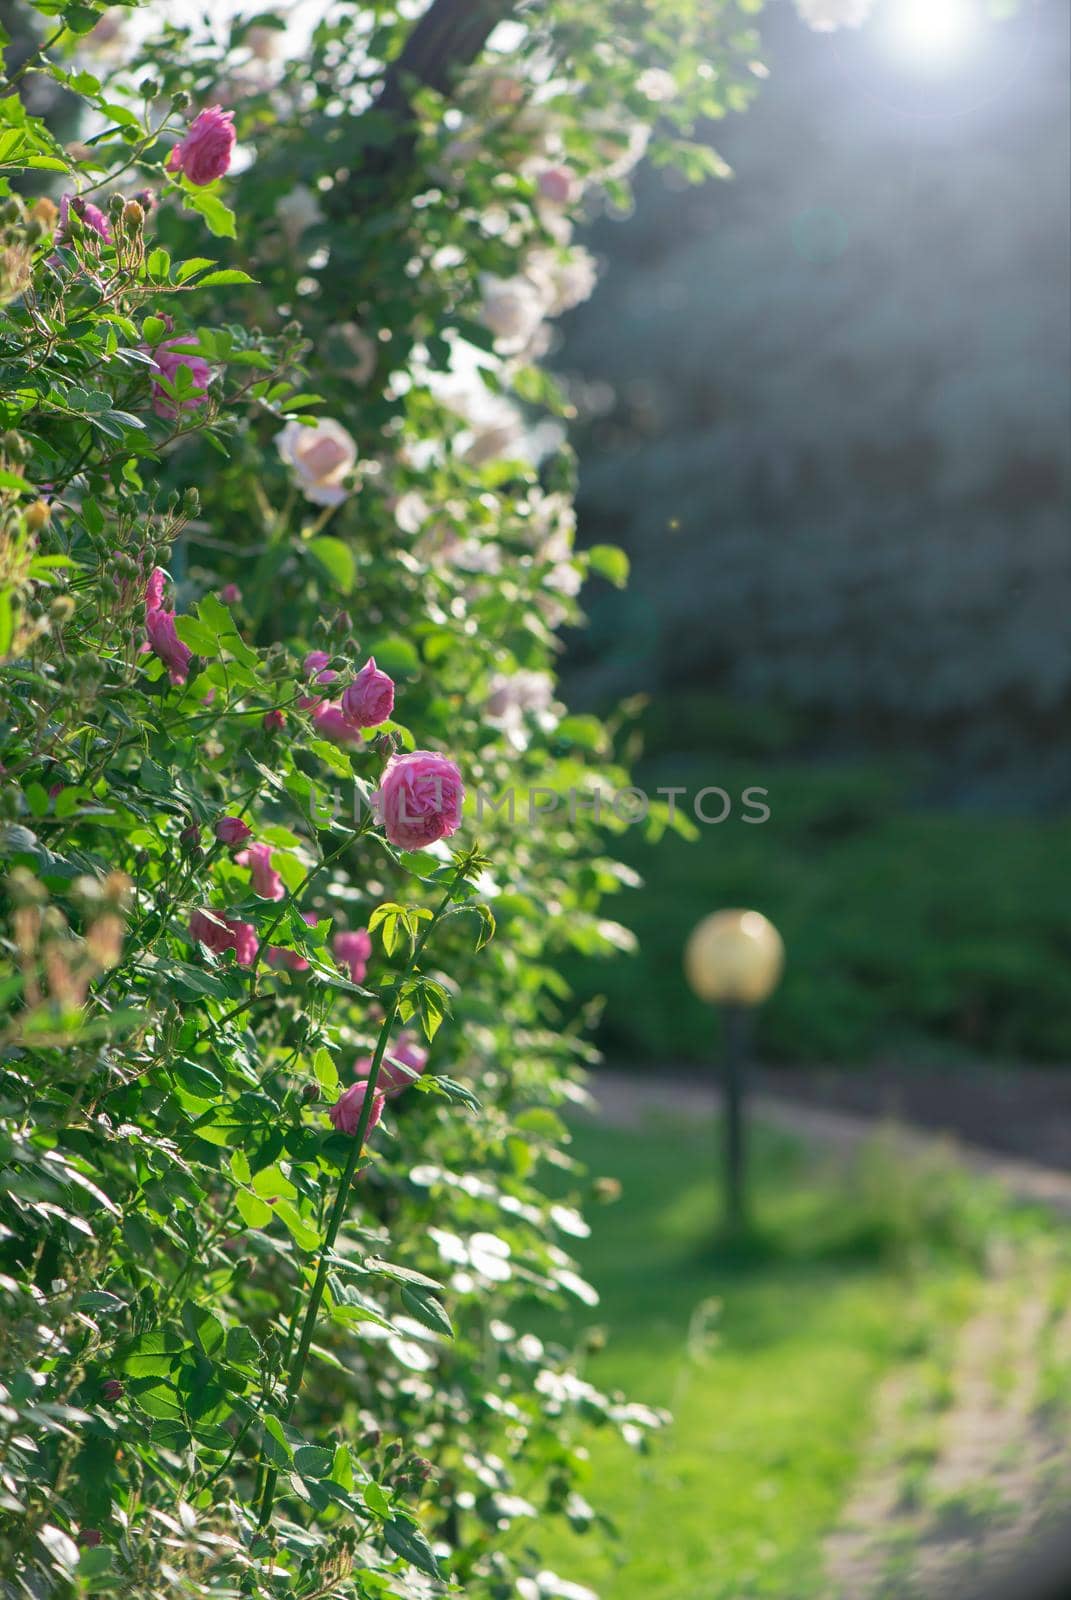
[530, 1109, 1052, 1600]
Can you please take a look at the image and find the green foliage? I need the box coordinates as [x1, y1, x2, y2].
[574, 696, 1071, 1064]
[0, 1, 766, 1595]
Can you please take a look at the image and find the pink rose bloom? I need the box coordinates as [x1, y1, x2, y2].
[269, 910, 317, 972]
[374, 749, 464, 851]
[276, 419, 358, 506]
[334, 927, 371, 985]
[263, 708, 286, 733]
[236, 841, 285, 901]
[341, 656, 395, 729]
[214, 816, 252, 848]
[329, 1080, 385, 1137]
[57, 194, 112, 246]
[219, 583, 242, 604]
[145, 568, 192, 685]
[298, 650, 338, 712]
[145, 567, 165, 611]
[230, 920, 259, 967]
[165, 105, 236, 187]
[357, 1030, 428, 1098]
[312, 703, 364, 745]
[150, 335, 211, 420]
[189, 909, 258, 967]
[537, 166, 575, 205]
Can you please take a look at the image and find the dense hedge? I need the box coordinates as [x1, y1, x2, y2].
[0, 1, 764, 1596]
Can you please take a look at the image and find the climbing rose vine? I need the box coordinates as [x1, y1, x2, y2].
[0, 1, 761, 1595]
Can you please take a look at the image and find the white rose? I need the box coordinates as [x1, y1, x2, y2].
[275, 418, 358, 506]
[394, 491, 429, 535]
[636, 67, 677, 103]
[479, 273, 546, 350]
[795, 0, 872, 31]
[275, 184, 325, 248]
[526, 246, 598, 317]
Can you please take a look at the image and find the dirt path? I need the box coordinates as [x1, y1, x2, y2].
[591, 1069, 1071, 1214]
[822, 1240, 1071, 1598]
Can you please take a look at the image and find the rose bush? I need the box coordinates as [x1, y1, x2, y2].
[0, 1, 761, 1596]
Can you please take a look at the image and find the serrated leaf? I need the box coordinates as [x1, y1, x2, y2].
[400, 1284, 453, 1338]
[383, 1517, 442, 1579]
[294, 1444, 333, 1478]
[235, 1189, 272, 1229]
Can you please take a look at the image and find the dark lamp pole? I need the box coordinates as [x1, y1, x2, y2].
[684, 910, 785, 1239]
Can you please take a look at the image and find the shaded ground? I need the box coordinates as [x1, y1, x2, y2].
[595, 1068, 1071, 1214]
[621, 1061, 1071, 1171]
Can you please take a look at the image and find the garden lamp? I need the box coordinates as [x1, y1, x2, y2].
[684, 910, 785, 1237]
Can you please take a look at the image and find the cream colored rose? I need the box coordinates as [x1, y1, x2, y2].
[275, 418, 358, 506]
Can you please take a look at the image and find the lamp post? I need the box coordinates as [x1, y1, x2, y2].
[684, 909, 785, 1239]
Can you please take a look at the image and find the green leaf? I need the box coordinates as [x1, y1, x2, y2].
[384, 1517, 443, 1579]
[0, 468, 32, 493]
[294, 1444, 333, 1478]
[307, 536, 356, 592]
[235, 1189, 272, 1228]
[224, 1325, 260, 1368]
[176, 256, 217, 283]
[146, 247, 171, 281]
[362, 1478, 392, 1518]
[181, 1299, 225, 1357]
[400, 1284, 453, 1338]
[273, 1199, 320, 1251]
[312, 1047, 340, 1097]
[586, 543, 630, 588]
[76, 1543, 115, 1586]
[261, 1413, 292, 1466]
[182, 187, 237, 239]
[173, 615, 217, 657]
[194, 269, 258, 287]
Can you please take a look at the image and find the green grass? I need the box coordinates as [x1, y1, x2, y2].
[572, 694, 1071, 1064]
[529, 1111, 1027, 1600]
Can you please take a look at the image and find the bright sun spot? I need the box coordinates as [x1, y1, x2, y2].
[885, 0, 980, 68]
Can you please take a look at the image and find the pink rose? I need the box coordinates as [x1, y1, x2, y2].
[329, 1080, 385, 1137]
[374, 749, 464, 852]
[537, 165, 575, 205]
[145, 568, 192, 685]
[312, 703, 364, 745]
[230, 920, 259, 968]
[263, 708, 286, 733]
[333, 927, 371, 985]
[356, 1030, 428, 1098]
[150, 335, 211, 420]
[165, 105, 236, 187]
[341, 657, 395, 729]
[189, 909, 258, 967]
[236, 841, 285, 901]
[57, 193, 112, 246]
[214, 816, 252, 848]
[298, 650, 338, 712]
